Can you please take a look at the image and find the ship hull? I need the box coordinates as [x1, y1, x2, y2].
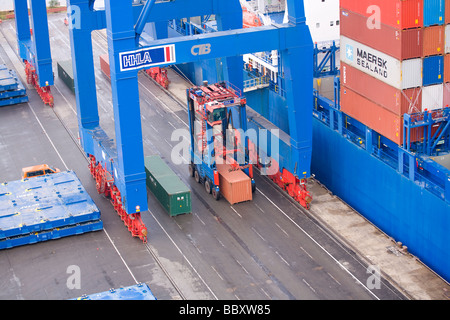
[312, 117, 450, 282]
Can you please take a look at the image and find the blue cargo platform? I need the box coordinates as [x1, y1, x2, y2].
[0, 64, 28, 107]
[0, 170, 103, 249]
[73, 283, 156, 300]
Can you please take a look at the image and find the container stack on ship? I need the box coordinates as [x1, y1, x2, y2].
[340, 0, 448, 145]
[312, 0, 450, 283]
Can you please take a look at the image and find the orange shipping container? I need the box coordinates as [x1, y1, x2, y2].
[340, 0, 423, 29]
[216, 164, 252, 205]
[444, 54, 450, 83]
[446, 0, 450, 24]
[341, 86, 403, 145]
[341, 62, 422, 115]
[423, 25, 445, 57]
[341, 86, 427, 145]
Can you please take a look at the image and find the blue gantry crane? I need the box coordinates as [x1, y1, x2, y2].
[60, 0, 313, 241]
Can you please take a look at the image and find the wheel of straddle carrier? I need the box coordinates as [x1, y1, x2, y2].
[205, 179, 212, 194]
[194, 170, 200, 183]
[188, 163, 195, 177]
[212, 188, 220, 200]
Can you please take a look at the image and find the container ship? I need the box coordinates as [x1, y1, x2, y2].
[2, 0, 448, 301]
[157, 0, 450, 283]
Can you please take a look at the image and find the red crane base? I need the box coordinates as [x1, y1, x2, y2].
[145, 67, 170, 89]
[24, 60, 54, 107]
[88, 155, 148, 242]
[268, 168, 313, 210]
[248, 141, 313, 209]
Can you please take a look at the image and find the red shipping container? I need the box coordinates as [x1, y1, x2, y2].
[444, 54, 450, 83]
[341, 86, 403, 145]
[341, 62, 422, 115]
[423, 25, 445, 57]
[216, 164, 252, 205]
[340, 86, 427, 145]
[340, 0, 423, 30]
[340, 9, 423, 60]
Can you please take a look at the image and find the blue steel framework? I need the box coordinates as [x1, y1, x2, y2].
[313, 76, 450, 203]
[62, 0, 313, 241]
[313, 41, 339, 78]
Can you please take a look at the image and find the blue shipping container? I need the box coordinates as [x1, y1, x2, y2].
[73, 283, 157, 300]
[422, 55, 444, 86]
[423, 0, 445, 26]
[0, 170, 101, 240]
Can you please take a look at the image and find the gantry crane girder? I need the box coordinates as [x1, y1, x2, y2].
[67, 0, 313, 238]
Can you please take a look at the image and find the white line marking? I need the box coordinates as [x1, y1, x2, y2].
[302, 278, 316, 293]
[275, 223, 289, 237]
[216, 238, 226, 248]
[103, 229, 138, 284]
[256, 187, 380, 300]
[194, 212, 206, 226]
[327, 272, 342, 286]
[275, 251, 290, 267]
[251, 227, 266, 242]
[260, 287, 271, 299]
[149, 210, 218, 299]
[28, 103, 69, 171]
[230, 206, 242, 218]
[53, 84, 77, 115]
[154, 108, 163, 117]
[29, 102, 139, 286]
[236, 259, 249, 274]
[168, 121, 177, 129]
[164, 138, 172, 147]
[211, 265, 224, 281]
[138, 79, 189, 127]
[150, 124, 158, 132]
[254, 203, 265, 213]
[300, 246, 314, 261]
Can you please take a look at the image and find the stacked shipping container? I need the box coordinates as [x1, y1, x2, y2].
[340, 0, 448, 145]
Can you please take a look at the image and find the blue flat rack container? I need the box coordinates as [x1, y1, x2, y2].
[0, 170, 102, 248]
[73, 283, 156, 300]
[0, 65, 28, 106]
[423, 0, 445, 27]
[422, 55, 444, 86]
[0, 69, 19, 91]
[0, 95, 28, 107]
[0, 220, 103, 249]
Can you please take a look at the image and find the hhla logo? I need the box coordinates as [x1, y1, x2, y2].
[366, 5, 381, 30]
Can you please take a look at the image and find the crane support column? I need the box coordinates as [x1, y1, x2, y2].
[104, 0, 147, 215]
[13, 0, 31, 62]
[67, 0, 100, 150]
[28, 0, 54, 87]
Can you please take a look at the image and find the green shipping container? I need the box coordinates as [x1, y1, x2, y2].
[57, 60, 75, 93]
[144, 155, 191, 216]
